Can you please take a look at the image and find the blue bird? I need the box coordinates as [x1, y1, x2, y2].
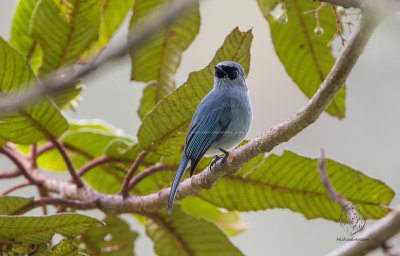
[168, 61, 252, 213]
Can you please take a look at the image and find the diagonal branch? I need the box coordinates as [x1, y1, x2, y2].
[14, 11, 382, 215]
[0, 147, 40, 186]
[119, 151, 148, 198]
[49, 136, 84, 187]
[77, 156, 122, 177]
[128, 164, 176, 191]
[327, 205, 400, 256]
[0, 0, 198, 113]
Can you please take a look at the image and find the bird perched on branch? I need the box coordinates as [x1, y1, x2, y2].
[168, 61, 252, 213]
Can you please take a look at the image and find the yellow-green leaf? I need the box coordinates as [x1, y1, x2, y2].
[52, 238, 79, 256]
[257, 0, 346, 118]
[137, 27, 253, 155]
[0, 213, 103, 244]
[80, 0, 135, 63]
[0, 196, 33, 215]
[32, 0, 102, 75]
[81, 215, 138, 256]
[130, 0, 200, 120]
[180, 197, 248, 237]
[0, 38, 69, 144]
[199, 151, 394, 221]
[10, 0, 42, 73]
[147, 208, 243, 256]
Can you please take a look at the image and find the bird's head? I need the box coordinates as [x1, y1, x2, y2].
[213, 61, 247, 91]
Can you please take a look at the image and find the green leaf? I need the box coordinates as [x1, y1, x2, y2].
[0, 213, 103, 244]
[81, 215, 138, 256]
[50, 82, 83, 110]
[104, 139, 160, 164]
[0, 196, 33, 215]
[32, 0, 102, 75]
[147, 208, 243, 256]
[0, 38, 69, 144]
[10, 0, 42, 74]
[199, 151, 394, 221]
[180, 197, 248, 237]
[130, 0, 200, 119]
[80, 0, 135, 63]
[137, 27, 253, 155]
[257, 0, 345, 118]
[52, 238, 79, 256]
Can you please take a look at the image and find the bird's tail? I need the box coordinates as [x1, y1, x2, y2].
[168, 153, 188, 214]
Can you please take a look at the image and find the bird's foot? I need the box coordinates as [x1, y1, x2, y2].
[210, 148, 229, 171]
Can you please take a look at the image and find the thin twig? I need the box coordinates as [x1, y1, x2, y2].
[77, 156, 121, 177]
[36, 142, 54, 156]
[30, 144, 37, 169]
[327, 205, 400, 256]
[15, 197, 98, 215]
[0, 181, 31, 196]
[128, 164, 176, 190]
[49, 137, 83, 187]
[119, 151, 148, 198]
[318, 149, 350, 207]
[0, 147, 40, 186]
[0, 169, 21, 179]
[0, 0, 198, 113]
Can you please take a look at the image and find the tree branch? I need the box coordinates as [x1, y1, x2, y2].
[327, 205, 400, 256]
[0, 147, 40, 186]
[10, 11, 381, 215]
[318, 149, 350, 207]
[15, 197, 98, 215]
[119, 151, 148, 198]
[49, 137, 83, 188]
[0, 169, 21, 179]
[77, 156, 122, 177]
[128, 164, 176, 191]
[0, 181, 31, 196]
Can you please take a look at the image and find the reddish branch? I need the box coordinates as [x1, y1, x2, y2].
[48, 136, 84, 187]
[77, 156, 122, 177]
[119, 151, 148, 198]
[0, 181, 31, 196]
[128, 164, 176, 190]
[0, 147, 40, 186]
[0, 169, 21, 179]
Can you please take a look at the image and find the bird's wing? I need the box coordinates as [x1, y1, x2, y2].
[184, 104, 232, 176]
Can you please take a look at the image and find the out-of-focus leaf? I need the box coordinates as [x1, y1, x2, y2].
[180, 197, 248, 236]
[199, 151, 394, 221]
[130, 0, 200, 119]
[0, 213, 102, 244]
[137, 27, 253, 155]
[257, 0, 345, 118]
[32, 0, 102, 75]
[0, 38, 69, 144]
[52, 238, 79, 256]
[49, 82, 83, 109]
[80, 0, 134, 63]
[81, 215, 138, 256]
[10, 0, 42, 73]
[0, 196, 33, 215]
[146, 208, 243, 256]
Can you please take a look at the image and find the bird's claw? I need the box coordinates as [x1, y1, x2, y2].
[210, 148, 229, 171]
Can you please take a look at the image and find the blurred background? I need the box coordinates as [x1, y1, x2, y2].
[0, 0, 400, 255]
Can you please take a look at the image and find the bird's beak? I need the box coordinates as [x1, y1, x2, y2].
[214, 66, 224, 72]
